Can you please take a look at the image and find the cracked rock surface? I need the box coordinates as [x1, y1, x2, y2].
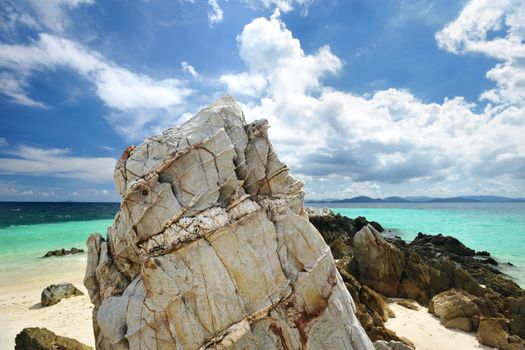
[84, 96, 374, 350]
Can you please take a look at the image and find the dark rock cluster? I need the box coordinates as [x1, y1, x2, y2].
[43, 247, 85, 258]
[308, 208, 525, 350]
[307, 210, 413, 347]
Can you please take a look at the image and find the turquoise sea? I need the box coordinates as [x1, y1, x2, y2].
[0, 202, 117, 286]
[0, 202, 523, 287]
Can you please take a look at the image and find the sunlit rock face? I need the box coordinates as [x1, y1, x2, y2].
[84, 96, 374, 350]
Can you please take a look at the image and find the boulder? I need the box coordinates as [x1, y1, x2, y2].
[85, 96, 374, 349]
[353, 225, 404, 297]
[15, 327, 92, 350]
[429, 289, 482, 333]
[477, 317, 525, 350]
[41, 283, 84, 307]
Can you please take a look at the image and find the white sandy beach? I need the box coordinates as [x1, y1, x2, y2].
[386, 302, 494, 350]
[0, 255, 95, 349]
[0, 254, 496, 350]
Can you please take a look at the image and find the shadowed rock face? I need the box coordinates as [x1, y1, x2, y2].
[84, 96, 374, 350]
[353, 225, 404, 298]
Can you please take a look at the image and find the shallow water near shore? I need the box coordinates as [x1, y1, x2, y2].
[317, 202, 525, 287]
[0, 217, 113, 287]
[0, 202, 524, 288]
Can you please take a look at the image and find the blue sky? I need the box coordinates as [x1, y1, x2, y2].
[0, 0, 524, 201]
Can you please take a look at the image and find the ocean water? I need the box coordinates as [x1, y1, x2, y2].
[312, 202, 525, 287]
[0, 202, 523, 288]
[0, 202, 118, 286]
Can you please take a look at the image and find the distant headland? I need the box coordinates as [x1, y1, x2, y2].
[307, 195, 525, 203]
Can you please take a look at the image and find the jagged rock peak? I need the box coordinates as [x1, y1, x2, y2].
[85, 96, 374, 350]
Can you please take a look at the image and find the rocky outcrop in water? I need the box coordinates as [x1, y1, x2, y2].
[85, 97, 374, 350]
[41, 283, 84, 307]
[15, 327, 92, 350]
[43, 247, 84, 258]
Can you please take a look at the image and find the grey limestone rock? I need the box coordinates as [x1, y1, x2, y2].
[85, 96, 374, 350]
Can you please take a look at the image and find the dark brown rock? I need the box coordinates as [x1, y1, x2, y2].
[396, 300, 419, 311]
[360, 286, 391, 322]
[43, 248, 85, 258]
[307, 209, 384, 247]
[329, 239, 352, 259]
[15, 327, 92, 350]
[398, 251, 431, 304]
[410, 232, 475, 257]
[353, 225, 404, 297]
[477, 317, 525, 350]
[310, 207, 525, 346]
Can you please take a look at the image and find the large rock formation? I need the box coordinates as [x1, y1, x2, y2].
[85, 96, 374, 350]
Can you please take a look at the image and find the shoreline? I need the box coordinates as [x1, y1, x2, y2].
[0, 207, 523, 349]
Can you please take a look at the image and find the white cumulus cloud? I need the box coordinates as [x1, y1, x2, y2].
[0, 33, 193, 139]
[221, 10, 341, 97]
[436, 0, 525, 107]
[0, 146, 116, 182]
[220, 6, 525, 198]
